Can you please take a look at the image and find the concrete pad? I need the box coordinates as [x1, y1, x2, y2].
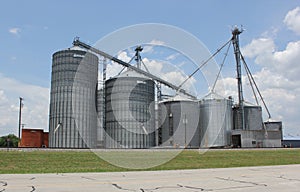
[1, 164, 300, 191]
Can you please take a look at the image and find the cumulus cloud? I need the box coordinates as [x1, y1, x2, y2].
[142, 58, 163, 76]
[117, 50, 132, 62]
[273, 41, 300, 80]
[253, 68, 298, 90]
[242, 38, 300, 81]
[284, 6, 300, 35]
[0, 74, 49, 136]
[142, 57, 196, 95]
[241, 38, 275, 65]
[103, 61, 124, 79]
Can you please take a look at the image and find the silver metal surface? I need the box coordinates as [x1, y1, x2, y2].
[199, 93, 233, 148]
[264, 121, 282, 131]
[158, 96, 200, 148]
[244, 105, 263, 130]
[49, 48, 98, 148]
[105, 70, 155, 148]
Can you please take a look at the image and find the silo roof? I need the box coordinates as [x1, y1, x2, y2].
[243, 100, 261, 107]
[116, 69, 151, 79]
[161, 94, 197, 103]
[68, 45, 87, 52]
[202, 91, 227, 100]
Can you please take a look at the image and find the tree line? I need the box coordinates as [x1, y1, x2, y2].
[0, 134, 20, 147]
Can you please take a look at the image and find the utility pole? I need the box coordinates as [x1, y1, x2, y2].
[183, 114, 188, 147]
[232, 27, 245, 130]
[18, 97, 23, 139]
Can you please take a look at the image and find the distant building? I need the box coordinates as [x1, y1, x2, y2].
[19, 128, 48, 148]
[282, 139, 300, 148]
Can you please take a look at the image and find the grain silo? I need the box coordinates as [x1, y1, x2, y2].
[158, 95, 200, 148]
[244, 104, 263, 130]
[105, 70, 155, 148]
[49, 46, 98, 148]
[233, 104, 263, 130]
[199, 92, 233, 148]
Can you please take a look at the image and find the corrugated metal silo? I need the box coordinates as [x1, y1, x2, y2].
[233, 104, 263, 130]
[49, 46, 98, 148]
[244, 105, 263, 130]
[105, 70, 155, 148]
[158, 95, 200, 148]
[199, 92, 233, 148]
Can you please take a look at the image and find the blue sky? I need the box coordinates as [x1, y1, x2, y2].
[1, 0, 300, 138]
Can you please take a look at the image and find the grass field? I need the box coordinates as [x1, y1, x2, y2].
[0, 148, 299, 174]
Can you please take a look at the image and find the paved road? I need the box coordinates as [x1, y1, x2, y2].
[1, 165, 300, 191]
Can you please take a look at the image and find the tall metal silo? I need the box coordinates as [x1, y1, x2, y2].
[158, 95, 200, 148]
[105, 70, 155, 148]
[199, 92, 233, 148]
[49, 46, 98, 148]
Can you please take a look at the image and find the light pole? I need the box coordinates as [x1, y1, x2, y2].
[18, 97, 23, 139]
[183, 114, 188, 148]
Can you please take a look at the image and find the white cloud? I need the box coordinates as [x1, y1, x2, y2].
[214, 77, 237, 99]
[252, 69, 299, 120]
[273, 41, 300, 80]
[142, 57, 196, 94]
[166, 53, 180, 61]
[142, 45, 154, 54]
[241, 38, 275, 65]
[253, 68, 298, 90]
[98, 51, 133, 81]
[117, 50, 132, 62]
[9, 27, 21, 36]
[242, 38, 300, 81]
[0, 74, 49, 136]
[105, 61, 124, 79]
[164, 71, 196, 92]
[284, 6, 300, 35]
[149, 39, 165, 45]
[142, 58, 163, 76]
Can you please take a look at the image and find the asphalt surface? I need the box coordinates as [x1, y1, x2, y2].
[1, 164, 300, 191]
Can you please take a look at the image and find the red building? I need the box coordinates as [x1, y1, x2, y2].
[19, 128, 48, 148]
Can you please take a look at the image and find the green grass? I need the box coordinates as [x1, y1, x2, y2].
[0, 149, 299, 174]
[156, 149, 300, 170]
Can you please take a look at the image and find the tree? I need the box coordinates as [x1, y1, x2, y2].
[0, 134, 20, 148]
